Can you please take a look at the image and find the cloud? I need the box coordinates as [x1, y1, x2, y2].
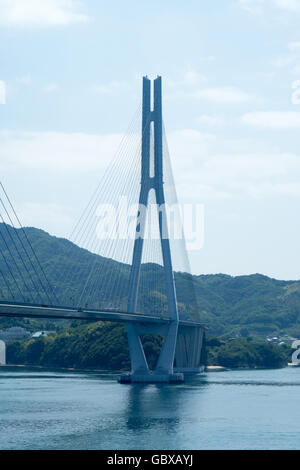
[16, 74, 32, 85]
[273, 0, 300, 11]
[272, 42, 300, 74]
[3, 127, 300, 213]
[94, 81, 128, 95]
[0, 129, 141, 238]
[195, 87, 254, 104]
[17, 201, 74, 237]
[237, 0, 264, 14]
[179, 66, 207, 87]
[0, 0, 88, 27]
[0, 80, 5, 104]
[44, 83, 59, 93]
[196, 115, 222, 126]
[242, 111, 300, 128]
[238, 0, 300, 13]
[0, 130, 125, 172]
[166, 69, 253, 107]
[165, 66, 207, 97]
[288, 41, 300, 51]
[167, 129, 300, 201]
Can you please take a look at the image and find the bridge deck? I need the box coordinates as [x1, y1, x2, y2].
[0, 302, 203, 328]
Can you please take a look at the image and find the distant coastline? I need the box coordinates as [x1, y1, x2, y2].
[1, 362, 294, 374]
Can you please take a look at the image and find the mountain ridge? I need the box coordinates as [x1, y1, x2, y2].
[0, 224, 300, 338]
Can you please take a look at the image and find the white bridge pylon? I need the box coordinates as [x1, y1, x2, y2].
[120, 77, 203, 384]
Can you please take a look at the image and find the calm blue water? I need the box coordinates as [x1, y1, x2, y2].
[0, 366, 299, 450]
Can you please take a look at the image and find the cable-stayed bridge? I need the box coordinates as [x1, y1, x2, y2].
[0, 76, 205, 383]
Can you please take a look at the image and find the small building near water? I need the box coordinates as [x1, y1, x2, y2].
[31, 331, 55, 338]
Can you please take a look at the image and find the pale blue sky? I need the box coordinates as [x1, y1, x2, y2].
[1, 0, 300, 279]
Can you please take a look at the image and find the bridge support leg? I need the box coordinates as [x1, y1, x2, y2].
[155, 321, 178, 375]
[174, 325, 206, 373]
[120, 321, 184, 383]
[125, 323, 150, 376]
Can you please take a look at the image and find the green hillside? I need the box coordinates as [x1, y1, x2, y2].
[1, 224, 300, 338]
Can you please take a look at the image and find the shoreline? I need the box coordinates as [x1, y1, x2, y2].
[0, 364, 122, 374]
[0, 363, 293, 373]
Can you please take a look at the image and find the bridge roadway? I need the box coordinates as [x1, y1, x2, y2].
[0, 301, 202, 328]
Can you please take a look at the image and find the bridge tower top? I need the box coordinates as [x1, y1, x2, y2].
[127, 76, 178, 323]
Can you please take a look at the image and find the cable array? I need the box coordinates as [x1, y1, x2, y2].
[0, 105, 199, 323]
[0, 183, 58, 305]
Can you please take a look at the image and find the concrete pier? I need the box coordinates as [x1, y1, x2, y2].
[119, 372, 184, 384]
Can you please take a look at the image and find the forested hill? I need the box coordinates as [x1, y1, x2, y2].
[0, 224, 300, 338]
